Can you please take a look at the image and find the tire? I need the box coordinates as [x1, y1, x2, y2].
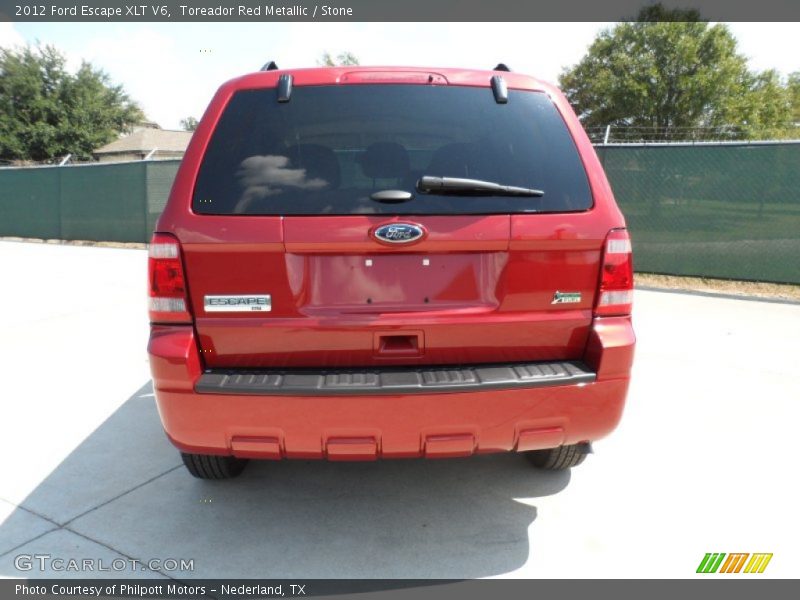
[526, 443, 589, 470]
[180, 452, 249, 479]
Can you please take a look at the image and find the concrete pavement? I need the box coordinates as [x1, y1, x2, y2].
[0, 241, 798, 579]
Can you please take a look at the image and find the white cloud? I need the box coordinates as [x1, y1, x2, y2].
[78, 28, 207, 129]
[726, 23, 800, 77]
[0, 22, 25, 49]
[274, 22, 608, 86]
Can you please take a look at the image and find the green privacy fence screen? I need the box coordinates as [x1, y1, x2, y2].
[0, 160, 181, 243]
[595, 142, 800, 284]
[1, 142, 799, 283]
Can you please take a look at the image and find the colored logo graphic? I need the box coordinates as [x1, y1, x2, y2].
[697, 553, 773, 574]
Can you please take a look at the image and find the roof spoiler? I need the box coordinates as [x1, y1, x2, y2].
[262, 62, 510, 73]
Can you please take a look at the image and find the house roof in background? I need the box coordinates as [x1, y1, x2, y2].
[94, 129, 193, 154]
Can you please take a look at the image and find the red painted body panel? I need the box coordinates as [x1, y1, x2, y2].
[194, 311, 592, 368]
[158, 380, 629, 459]
[148, 317, 634, 459]
[149, 66, 635, 460]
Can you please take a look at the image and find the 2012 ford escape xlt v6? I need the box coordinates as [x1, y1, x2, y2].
[147, 63, 636, 479]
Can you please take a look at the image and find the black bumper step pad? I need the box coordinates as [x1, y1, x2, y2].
[195, 360, 596, 396]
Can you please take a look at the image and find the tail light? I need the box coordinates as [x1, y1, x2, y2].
[595, 228, 633, 317]
[148, 233, 192, 323]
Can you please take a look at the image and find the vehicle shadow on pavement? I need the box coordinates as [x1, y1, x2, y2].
[0, 381, 570, 579]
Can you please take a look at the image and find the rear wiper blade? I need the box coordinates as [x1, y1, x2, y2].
[416, 176, 544, 197]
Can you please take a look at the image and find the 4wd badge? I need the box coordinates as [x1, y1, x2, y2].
[551, 291, 582, 304]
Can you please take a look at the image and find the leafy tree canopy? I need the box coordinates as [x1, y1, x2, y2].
[318, 51, 360, 67]
[788, 72, 800, 124]
[0, 44, 144, 161]
[180, 116, 199, 132]
[559, 5, 793, 139]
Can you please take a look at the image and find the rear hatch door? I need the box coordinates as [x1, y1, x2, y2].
[182, 79, 604, 368]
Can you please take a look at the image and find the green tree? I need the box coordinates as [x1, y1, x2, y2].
[180, 116, 199, 131]
[0, 44, 143, 161]
[788, 72, 800, 124]
[318, 51, 360, 67]
[728, 70, 793, 138]
[559, 5, 792, 140]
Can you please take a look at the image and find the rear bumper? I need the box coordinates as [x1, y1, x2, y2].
[148, 317, 634, 460]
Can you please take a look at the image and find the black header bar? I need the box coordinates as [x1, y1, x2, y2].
[4, 579, 799, 600]
[1, 0, 799, 22]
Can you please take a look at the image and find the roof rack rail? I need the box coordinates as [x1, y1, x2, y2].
[260, 61, 279, 71]
[493, 63, 511, 72]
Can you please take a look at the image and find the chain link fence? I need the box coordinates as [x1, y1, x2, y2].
[1, 142, 799, 284]
[586, 125, 800, 144]
[0, 160, 180, 243]
[596, 141, 800, 284]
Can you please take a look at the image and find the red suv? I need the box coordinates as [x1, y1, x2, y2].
[147, 64, 635, 479]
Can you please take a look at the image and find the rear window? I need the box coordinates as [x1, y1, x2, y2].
[193, 84, 592, 215]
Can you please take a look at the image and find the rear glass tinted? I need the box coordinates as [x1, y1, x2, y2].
[193, 85, 592, 215]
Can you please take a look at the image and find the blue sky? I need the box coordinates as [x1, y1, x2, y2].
[1, 22, 797, 129]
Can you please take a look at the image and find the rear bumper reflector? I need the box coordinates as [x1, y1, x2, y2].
[230, 436, 282, 459]
[195, 360, 595, 396]
[516, 426, 566, 452]
[326, 437, 378, 461]
[424, 434, 476, 458]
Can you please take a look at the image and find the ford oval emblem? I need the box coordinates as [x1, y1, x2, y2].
[373, 223, 425, 244]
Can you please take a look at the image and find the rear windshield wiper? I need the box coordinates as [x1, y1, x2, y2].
[416, 176, 544, 197]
